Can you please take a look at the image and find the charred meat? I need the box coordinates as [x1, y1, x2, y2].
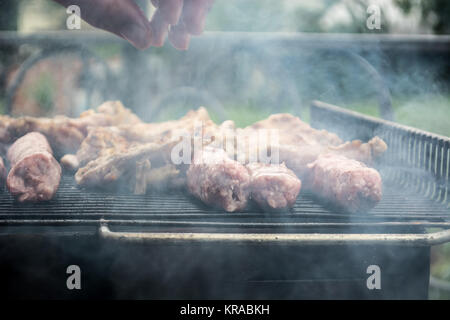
[76, 126, 130, 167]
[75, 143, 162, 189]
[7, 132, 61, 202]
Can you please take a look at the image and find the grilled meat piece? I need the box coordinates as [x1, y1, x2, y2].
[1, 115, 86, 156]
[248, 113, 343, 147]
[276, 136, 386, 179]
[72, 107, 223, 193]
[118, 107, 214, 144]
[306, 154, 382, 213]
[60, 154, 80, 172]
[187, 147, 250, 212]
[75, 107, 219, 167]
[247, 162, 301, 211]
[74, 125, 188, 194]
[327, 136, 387, 165]
[274, 144, 326, 179]
[227, 114, 386, 170]
[76, 126, 130, 167]
[7, 132, 61, 202]
[0, 156, 6, 182]
[75, 143, 163, 188]
[91, 100, 142, 126]
[0, 101, 141, 156]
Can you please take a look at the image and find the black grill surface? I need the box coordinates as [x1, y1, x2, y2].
[0, 174, 449, 234]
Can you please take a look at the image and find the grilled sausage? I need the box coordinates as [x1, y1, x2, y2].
[7, 132, 61, 202]
[247, 162, 301, 211]
[306, 154, 382, 213]
[187, 147, 250, 212]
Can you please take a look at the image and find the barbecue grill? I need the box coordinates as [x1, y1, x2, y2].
[1, 31, 450, 299]
[0, 97, 448, 299]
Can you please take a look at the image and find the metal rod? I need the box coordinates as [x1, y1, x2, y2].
[1, 219, 450, 228]
[99, 225, 450, 246]
[1, 31, 449, 52]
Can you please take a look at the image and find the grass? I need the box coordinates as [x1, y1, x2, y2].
[345, 93, 450, 137]
[0, 98, 4, 114]
[394, 94, 450, 137]
[30, 72, 55, 115]
[217, 103, 276, 128]
[430, 242, 450, 299]
[208, 93, 450, 136]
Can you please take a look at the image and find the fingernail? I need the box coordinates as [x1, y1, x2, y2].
[161, 0, 183, 25]
[121, 23, 152, 50]
[149, 9, 169, 47]
[149, 24, 169, 47]
[169, 25, 190, 50]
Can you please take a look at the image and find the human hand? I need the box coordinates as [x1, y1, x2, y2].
[54, 0, 214, 50]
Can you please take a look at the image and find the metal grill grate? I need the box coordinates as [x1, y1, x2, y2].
[0, 175, 449, 234]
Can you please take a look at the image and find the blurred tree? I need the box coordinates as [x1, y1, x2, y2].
[207, 0, 390, 34]
[0, 0, 19, 30]
[0, 0, 20, 107]
[206, 0, 286, 32]
[394, 0, 450, 34]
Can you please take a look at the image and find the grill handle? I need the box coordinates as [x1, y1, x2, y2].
[99, 225, 450, 246]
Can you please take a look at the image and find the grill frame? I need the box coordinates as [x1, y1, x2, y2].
[1, 100, 448, 299]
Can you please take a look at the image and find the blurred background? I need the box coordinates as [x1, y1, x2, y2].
[0, 0, 449, 299]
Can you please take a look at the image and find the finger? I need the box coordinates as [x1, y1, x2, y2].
[54, 0, 152, 49]
[181, 0, 212, 35]
[168, 22, 191, 50]
[159, 0, 184, 25]
[150, 8, 170, 47]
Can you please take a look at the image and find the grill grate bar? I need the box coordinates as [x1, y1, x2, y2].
[1, 218, 449, 231]
[0, 175, 449, 232]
